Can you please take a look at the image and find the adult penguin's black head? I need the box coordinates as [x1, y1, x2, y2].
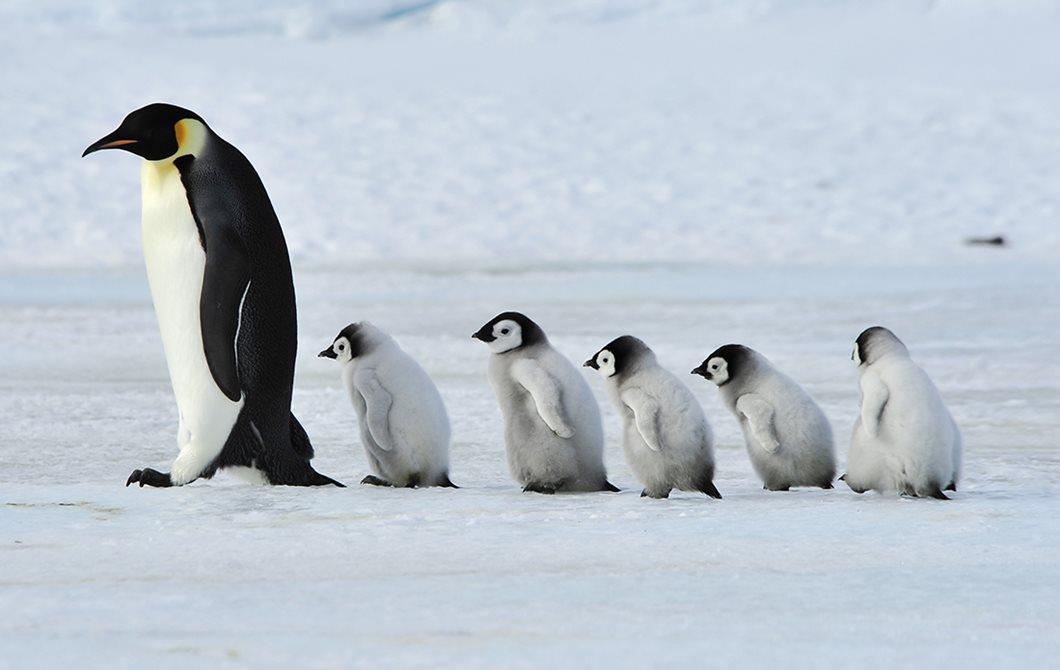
[83, 103, 205, 161]
[471, 312, 547, 354]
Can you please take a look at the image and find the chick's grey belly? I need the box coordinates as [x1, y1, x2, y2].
[502, 395, 577, 486]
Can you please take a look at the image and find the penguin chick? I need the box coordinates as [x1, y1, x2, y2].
[844, 327, 961, 499]
[320, 322, 455, 488]
[472, 312, 617, 493]
[585, 336, 721, 499]
[693, 345, 836, 491]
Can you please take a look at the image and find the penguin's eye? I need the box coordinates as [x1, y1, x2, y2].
[500, 328, 510, 335]
[711, 363, 719, 370]
[337, 343, 345, 351]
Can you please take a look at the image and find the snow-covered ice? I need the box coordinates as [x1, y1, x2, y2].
[1, 1, 1059, 668]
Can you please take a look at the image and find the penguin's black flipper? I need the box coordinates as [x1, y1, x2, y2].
[126, 468, 173, 488]
[190, 184, 251, 404]
[601, 481, 620, 493]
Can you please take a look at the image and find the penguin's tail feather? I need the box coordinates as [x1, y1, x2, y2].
[289, 413, 344, 486]
[289, 413, 315, 460]
[696, 478, 723, 500]
[437, 473, 460, 488]
[309, 471, 346, 488]
[601, 480, 620, 493]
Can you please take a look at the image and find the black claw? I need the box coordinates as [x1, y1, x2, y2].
[360, 475, 392, 487]
[127, 468, 172, 488]
[523, 483, 557, 494]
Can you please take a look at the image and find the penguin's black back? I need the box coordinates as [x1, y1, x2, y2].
[177, 131, 335, 485]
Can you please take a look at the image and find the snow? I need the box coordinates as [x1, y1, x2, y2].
[2, 1, 1059, 667]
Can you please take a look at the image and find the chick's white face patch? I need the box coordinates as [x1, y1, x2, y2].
[333, 336, 354, 364]
[489, 319, 522, 354]
[594, 349, 616, 378]
[852, 343, 862, 365]
[706, 356, 729, 386]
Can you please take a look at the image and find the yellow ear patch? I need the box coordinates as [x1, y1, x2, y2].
[174, 120, 186, 147]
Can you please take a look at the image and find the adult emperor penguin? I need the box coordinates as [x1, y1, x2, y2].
[319, 322, 455, 488]
[692, 345, 835, 491]
[585, 336, 721, 499]
[84, 103, 342, 488]
[844, 327, 961, 499]
[472, 312, 617, 493]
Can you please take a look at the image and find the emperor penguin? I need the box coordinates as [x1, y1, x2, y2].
[319, 322, 455, 488]
[844, 327, 961, 499]
[692, 345, 835, 491]
[472, 312, 617, 493]
[84, 103, 342, 488]
[585, 336, 721, 499]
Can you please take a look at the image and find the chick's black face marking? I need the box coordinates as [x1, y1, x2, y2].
[694, 344, 751, 386]
[586, 335, 647, 378]
[472, 312, 546, 352]
[83, 103, 204, 161]
[319, 323, 363, 361]
[853, 326, 902, 366]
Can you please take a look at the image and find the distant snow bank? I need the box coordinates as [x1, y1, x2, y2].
[3, 0, 1059, 39]
[2, 0, 1060, 270]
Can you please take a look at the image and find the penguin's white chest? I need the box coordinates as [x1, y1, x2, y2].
[140, 162, 241, 442]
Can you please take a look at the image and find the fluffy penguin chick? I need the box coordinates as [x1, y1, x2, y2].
[586, 336, 721, 499]
[693, 345, 836, 491]
[473, 312, 617, 493]
[844, 327, 961, 499]
[320, 322, 455, 488]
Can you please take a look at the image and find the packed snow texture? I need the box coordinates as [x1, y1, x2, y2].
[1, 1, 1059, 668]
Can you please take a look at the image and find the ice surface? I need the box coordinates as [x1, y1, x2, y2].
[2, 265, 1058, 667]
[1, 1, 1059, 668]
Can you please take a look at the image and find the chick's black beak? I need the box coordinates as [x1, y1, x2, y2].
[471, 326, 494, 342]
[318, 347, 337, 359]
[82, 127, 138, 157]
[691, 365, 706, 377]
[583, 358, 598, 369]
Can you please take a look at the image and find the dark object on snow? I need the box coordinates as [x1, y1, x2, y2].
[965, 235, 1006, 247]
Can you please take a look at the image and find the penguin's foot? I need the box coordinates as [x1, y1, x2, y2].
[819, 481, 835, 490]
[640, 488, 671, 499]
[523, 482, 558, 494]
[360, 475, 392, 487]
[764, 484, 790, 492]
[126, 468, 173, 488]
